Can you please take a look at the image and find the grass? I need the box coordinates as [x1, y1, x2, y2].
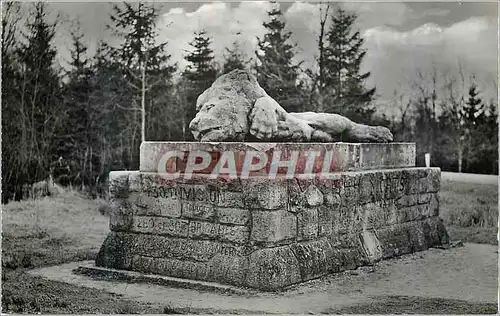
[2, 189, 109, 269]
[0, 189, 135, 314]
[439, 180, 498, 245]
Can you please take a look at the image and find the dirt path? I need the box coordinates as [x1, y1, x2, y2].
[441, 172, 498, 185]
[28, 243, 498, 314]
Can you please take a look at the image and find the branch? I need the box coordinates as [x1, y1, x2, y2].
[145, 77, 165, 92]
[124, 67, 141, 82]
[126, 80, 140, 90]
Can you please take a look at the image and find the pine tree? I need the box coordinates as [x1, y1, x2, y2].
[255, 6, 304, 112]
[183, 30, 218, 84]
[463, 82, 484, 128]
[323, 8, 375, 123]
[56, 25, 104, 191]
[15, 2, 63, 186]
[462, 82, 487, 172]
[182, 30, 218, 139]
[222, 36, 250, 74]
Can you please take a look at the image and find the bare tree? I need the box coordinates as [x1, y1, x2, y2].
[440, 59, 482, 173]
[309, 2, 330, 112]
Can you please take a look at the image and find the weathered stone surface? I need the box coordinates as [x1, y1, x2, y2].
[405, 224, 428, 252]
[384, 177, 404, 200]
[182, 201, 216, 221]
[297, 207, 319, 241]
[188, 220, 249, 244]
[305, 185, 324, 207]
[288, 179, 317, 207]
[101, 155, 448, 291]
[207, 253, 249, 287]
[139, 142, 416, 173]
[417, 193, 432, 205]
[323, 191, 341, 206]
[217, 207, 249, 225]
[396, 194, 419, 208]
[318, 205, 335, 237]
[430, 193, 440, 217]
[358, 175, 373, 204]
[132, 235, 243, 262]
[131, 255, 209, 281]
[128, 193, 182, 218]
[130, 216, 189, 237]
[332, 206, 354, 235]
[358, 172, 385, 204]
[246, 246, 302, 290]
[376, 223, 412, 259]
[328, 234, 368, 270]
[427, 168, 441, 192]
[128, 171, 142, 192]
[361, 201, 397, 230]
[96, 232, 134, 270]
[359, 143, 416, 170]
[422, 217, 449, 247]
[340, 186, 360, 206]
[216, 191, 245, 208]
[251, 209, 297, 243]
[396, 205, 428, 223]
[109, 171, 130, 198]
[244, 180, 287, 210]
[109, 213, 133, 232]
[360, 229, 383, 263]
[342, 173, 361, 187]
[291, 238, 335, 281]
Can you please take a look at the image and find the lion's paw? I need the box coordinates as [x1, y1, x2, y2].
[249, 97, 280, 140]
[367, 126, 393, 143]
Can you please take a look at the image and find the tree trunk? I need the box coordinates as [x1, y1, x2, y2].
[141, 60, 146, 143]
[458, 148, 463, 173]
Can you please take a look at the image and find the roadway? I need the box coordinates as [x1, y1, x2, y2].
[441, 172, 498, 185]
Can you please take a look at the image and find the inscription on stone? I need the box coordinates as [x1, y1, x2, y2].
[131, 216, 189, 237]
[146, 185, 224, 203]
[189, 221, 248, 244]
[182, 201, 215, 220]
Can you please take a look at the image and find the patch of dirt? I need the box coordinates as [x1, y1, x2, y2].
[326, 295, 497, 314]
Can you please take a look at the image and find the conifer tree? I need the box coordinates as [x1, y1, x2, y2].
[255, 6, 304, 112]
[183, 30, 218, 85]
[15, 2, 63, 184]
[462, 82, 486, 171]
[182, 30, 218, 139]
[323, 8, 375, 123]
[56, 26, 103, 190]
[222, 35, 250, 74]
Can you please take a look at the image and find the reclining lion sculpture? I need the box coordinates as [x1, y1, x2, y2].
[189, 69, 393, 143]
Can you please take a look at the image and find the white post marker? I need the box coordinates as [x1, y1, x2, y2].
[425, 153, 431, 167]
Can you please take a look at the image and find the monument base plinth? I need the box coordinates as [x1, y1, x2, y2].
[95, 142, 449, 291]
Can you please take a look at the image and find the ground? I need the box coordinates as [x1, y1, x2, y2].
[1, 179, 498, 314]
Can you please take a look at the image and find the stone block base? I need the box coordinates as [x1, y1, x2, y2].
[96, 164, 449, 291]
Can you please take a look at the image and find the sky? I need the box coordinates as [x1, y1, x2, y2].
[26, 1, 500, 117]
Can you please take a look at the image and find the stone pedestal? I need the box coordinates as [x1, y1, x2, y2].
[95, 142, 449, 291]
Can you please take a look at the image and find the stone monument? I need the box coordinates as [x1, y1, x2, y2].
[95, 70, 449, 291]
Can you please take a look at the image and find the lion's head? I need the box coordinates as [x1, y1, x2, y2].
[189, 69, 267, 142]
